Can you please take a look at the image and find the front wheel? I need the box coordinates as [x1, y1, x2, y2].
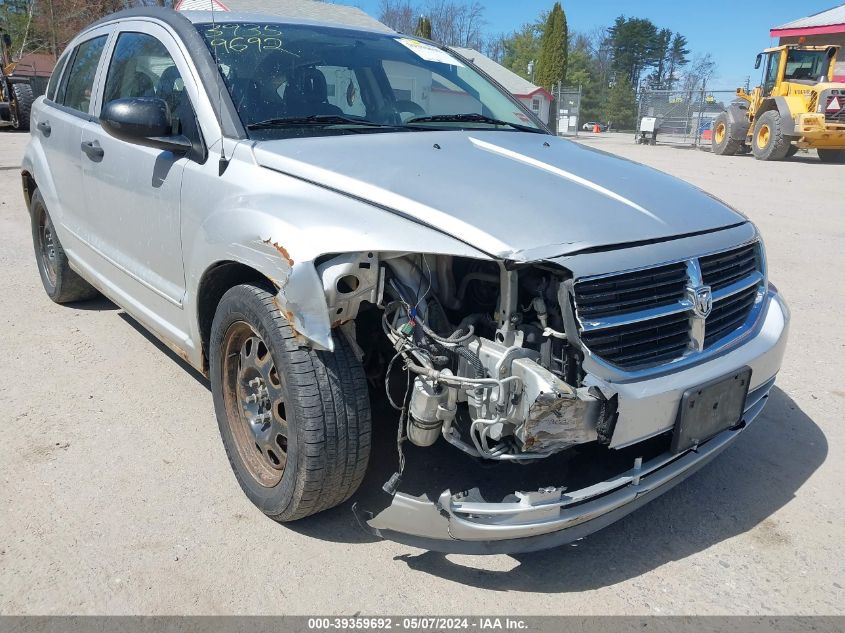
[751, 111, 791, 161]
[210, 283, 371, 522]
[818, 149, 845, 163]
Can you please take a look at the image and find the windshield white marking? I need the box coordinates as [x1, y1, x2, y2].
[468, 137, 666, 225]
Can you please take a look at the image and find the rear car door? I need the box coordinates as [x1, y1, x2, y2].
[80, 22, 203, 307]
[31, 30, 111, 241]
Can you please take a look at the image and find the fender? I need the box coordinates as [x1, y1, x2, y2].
[756, 97, 798, 136]
[182, 185, 489, 357]
[725, 103, 750, 140]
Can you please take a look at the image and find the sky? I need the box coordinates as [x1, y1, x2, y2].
[338, 0, 842, 89]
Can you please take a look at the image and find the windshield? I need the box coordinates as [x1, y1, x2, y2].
[195, 22, 544, 139]
[784, 49, 829, 82]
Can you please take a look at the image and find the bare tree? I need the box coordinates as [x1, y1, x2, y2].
[379, 0, 486, 49]
[680, 52, 716, 92]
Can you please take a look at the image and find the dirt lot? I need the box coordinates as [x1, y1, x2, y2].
[0, 130, 843, 616]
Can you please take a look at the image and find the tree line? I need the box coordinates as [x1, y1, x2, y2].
[379, 1, 718, 128]
[0, 0, 168, 59]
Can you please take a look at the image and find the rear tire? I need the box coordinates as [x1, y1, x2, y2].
[210, 283, 371, 522]
[711, 112, 742, 156]
[30, 189, 99, 303]
[751, 110, 791, 161]
[10, 83, 34, 131]
[817, 149, 845, 163]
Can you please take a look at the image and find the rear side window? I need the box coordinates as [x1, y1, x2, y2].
[103, 32, 194, 137]
[59, 35, 108, 113]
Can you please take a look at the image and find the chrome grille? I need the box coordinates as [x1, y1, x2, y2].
[573, 242, 764, 370]
[573, 262, 688, 318]
[700, 243, 757, 290]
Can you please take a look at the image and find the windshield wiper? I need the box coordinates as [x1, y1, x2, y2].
[406, 113, 544, 133]
[247, 115, 403, 130]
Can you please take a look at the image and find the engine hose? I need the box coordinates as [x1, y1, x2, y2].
[453, 343, 486, 380]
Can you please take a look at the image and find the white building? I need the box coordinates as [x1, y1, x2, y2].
[449, 47, 553, 124]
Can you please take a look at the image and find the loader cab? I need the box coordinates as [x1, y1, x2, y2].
[756, 45, 839, 96]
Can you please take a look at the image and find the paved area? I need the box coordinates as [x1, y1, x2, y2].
[0, 130, 842, 615]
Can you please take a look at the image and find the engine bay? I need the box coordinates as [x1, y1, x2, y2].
[317, 252, 616, 464]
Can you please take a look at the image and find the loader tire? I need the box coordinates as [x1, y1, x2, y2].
[210, 283, 372, 522]
[10, 83, 34, 131]
[751, 111, 790, 161]
[817, 149, 845, 163]
[712, 113, 742, 156]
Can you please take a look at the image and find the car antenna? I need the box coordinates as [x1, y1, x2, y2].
[210, 0, 230, 176]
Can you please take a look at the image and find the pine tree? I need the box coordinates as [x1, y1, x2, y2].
[415, 16, 432, 39]
[535, 2, 568, 89]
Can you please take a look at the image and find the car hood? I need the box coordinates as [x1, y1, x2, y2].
[252, 131, 745, 261]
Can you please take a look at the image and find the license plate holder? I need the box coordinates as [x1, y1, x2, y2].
[671, 367, 752, 453]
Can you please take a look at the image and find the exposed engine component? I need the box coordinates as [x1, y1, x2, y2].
[319, 252, 599, 462]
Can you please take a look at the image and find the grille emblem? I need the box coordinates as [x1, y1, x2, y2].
[688, 285, 713, 319]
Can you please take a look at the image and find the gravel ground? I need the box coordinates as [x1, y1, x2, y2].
[0, 130, 842, 615]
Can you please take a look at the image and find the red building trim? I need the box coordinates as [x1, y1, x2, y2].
[770, 24, 845, 37]
[514, 87, 553, 101]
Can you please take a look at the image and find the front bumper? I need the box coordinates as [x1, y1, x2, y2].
[356, 292, 789, 554]
[795, 114, 845, 148]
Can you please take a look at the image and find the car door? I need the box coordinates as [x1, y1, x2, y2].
[32, 29, 111, 241]
[80, 22, 201, 307]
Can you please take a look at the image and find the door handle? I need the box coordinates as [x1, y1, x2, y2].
[80, 140, 104, 161]
[36, 121, 51, 137]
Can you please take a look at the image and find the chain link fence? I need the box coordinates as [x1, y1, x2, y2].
[636, 88, 741, 147]
[551, 85, 582, 137]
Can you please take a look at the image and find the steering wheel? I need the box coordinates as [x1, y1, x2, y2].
[394, 99, 425, 122]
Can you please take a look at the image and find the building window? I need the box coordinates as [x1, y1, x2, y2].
[532, 98, 541, 112]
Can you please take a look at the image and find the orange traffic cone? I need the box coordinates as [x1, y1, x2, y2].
[593, 124, 600, 133]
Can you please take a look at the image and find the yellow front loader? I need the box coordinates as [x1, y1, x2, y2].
[712, 44, 845, 162]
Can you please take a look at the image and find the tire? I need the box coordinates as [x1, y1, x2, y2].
[10, 82, 34, 131]
[751, 110, 791, 161]
[711, 112, 742, 156]
[210, 283, 371, 522]
[817, 149, 845, 163]
[30, 189, 99, 303]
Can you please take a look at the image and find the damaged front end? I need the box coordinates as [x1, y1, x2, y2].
[316, 251, 608, 462]
[310, 249, 786, 553]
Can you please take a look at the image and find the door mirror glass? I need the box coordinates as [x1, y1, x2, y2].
[100, 97, 191, 153]
[754, 54, 762, 70]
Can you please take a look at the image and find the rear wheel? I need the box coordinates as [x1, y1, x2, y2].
[210, 283, 371, 522]
[711, 112, 742, 156]
[30, 189, 99, 303]
[751, 110, 791, 161]
[817, 149, 845, 163]
[10, 83, 34, 131]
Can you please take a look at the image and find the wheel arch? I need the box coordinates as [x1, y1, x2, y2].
[196, 260, 277, 373]
[755, 97, 797, 136]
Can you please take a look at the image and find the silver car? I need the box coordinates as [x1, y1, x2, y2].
[22, 7, 789, 553]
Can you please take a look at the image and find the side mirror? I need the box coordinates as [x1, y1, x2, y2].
[100, 97, 192, 154]
[754, 54, 762, 70]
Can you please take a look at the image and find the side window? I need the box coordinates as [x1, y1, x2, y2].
[60, 35, 108, 113]
[103, 32, 194, 138]
[46, 52, 70, 101]
[763, 53, 779, 93]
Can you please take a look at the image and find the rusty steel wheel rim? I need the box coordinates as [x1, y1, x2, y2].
[221, 321, 289, 487]
[37, 208, 58, 285]
[714, 122, 726, 145]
